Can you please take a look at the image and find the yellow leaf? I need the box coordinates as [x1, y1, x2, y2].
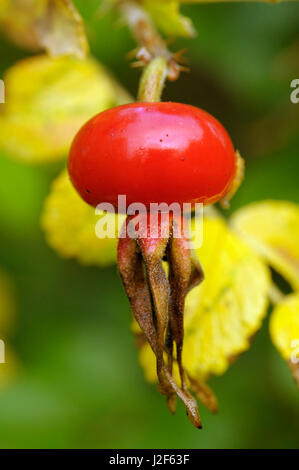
[42, 170, 126, 266]
[138, 216, 270, 383]
[143, 0, 196, 38]
[0, 0, 41, 51]
[270, 293, 299, 361]
[36, 0, 89, 58]
[269, 293, 299, 389]
[231, 201, 299, 291]
[0, 55, 118, 163]
[0, 0, 89, 57]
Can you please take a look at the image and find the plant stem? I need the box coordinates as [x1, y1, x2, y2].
[138, 56, 168, 102]
[119, 1, 171, 60]
[118, 1, 180, 81]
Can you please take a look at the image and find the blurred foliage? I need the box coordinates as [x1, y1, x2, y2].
[270, 293, 299, 390]
[0, 54, 130, 162]
[0, 0, 89, 57]
[143, 0, 196, 38]
[231, 201, 299, 291]
[270, 293, 299, 362]
[42, 170, 125, 266]
[0, 0, 298, 449]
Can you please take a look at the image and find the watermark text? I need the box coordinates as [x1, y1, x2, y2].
[95, 195, 204, 249]
[290, 79, 299, 104]
[291, 339, 299, 364]
[0, 79, 5, 103]
[0, 340, 5, 363]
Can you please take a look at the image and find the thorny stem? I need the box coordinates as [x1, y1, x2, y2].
[118, 1, 181, 81]
[118, 1, 169, 57]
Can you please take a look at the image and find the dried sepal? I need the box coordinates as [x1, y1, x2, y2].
[167, 221, 203, 393]
[118, 214, 204, 428]
[187, 374, 219, 413]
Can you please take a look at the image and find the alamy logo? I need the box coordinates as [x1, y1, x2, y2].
[0, 79, 4, 103]
[291, 339, 299, 365]
[290, 79, 299, 104]
[0, 340, 5, 363]
[95, 196, 204, 249]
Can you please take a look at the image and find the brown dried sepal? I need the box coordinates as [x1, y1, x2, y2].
[118, 213, 206, 428]
[130, 46, 189, 81]
[120, 1, 188, 81]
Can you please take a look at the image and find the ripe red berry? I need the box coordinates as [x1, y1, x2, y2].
[68, 102, 237, 211]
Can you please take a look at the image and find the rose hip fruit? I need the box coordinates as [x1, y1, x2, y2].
[68, 102, 237, 211]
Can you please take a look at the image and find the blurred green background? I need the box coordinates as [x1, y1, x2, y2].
[0, 0, 299, 448]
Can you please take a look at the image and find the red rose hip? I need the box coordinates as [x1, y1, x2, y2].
[68, 102, 237, 211]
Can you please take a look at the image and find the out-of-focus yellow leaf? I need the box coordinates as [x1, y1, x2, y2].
[270, 293, 299, 360]
[0, 55, 118, 163]
[138, 216, 270, 383]
[36, 0, 89, 58]
[0, 0, 88, 57]
[269, 293, 299, 389]
[143, 0, 196, 38]
[0, 0, 41, 51]
[42, 170, 126, 266]
[231, 201, 299, 291]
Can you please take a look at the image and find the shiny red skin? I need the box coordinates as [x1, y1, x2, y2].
[68, 102, 236, 211]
